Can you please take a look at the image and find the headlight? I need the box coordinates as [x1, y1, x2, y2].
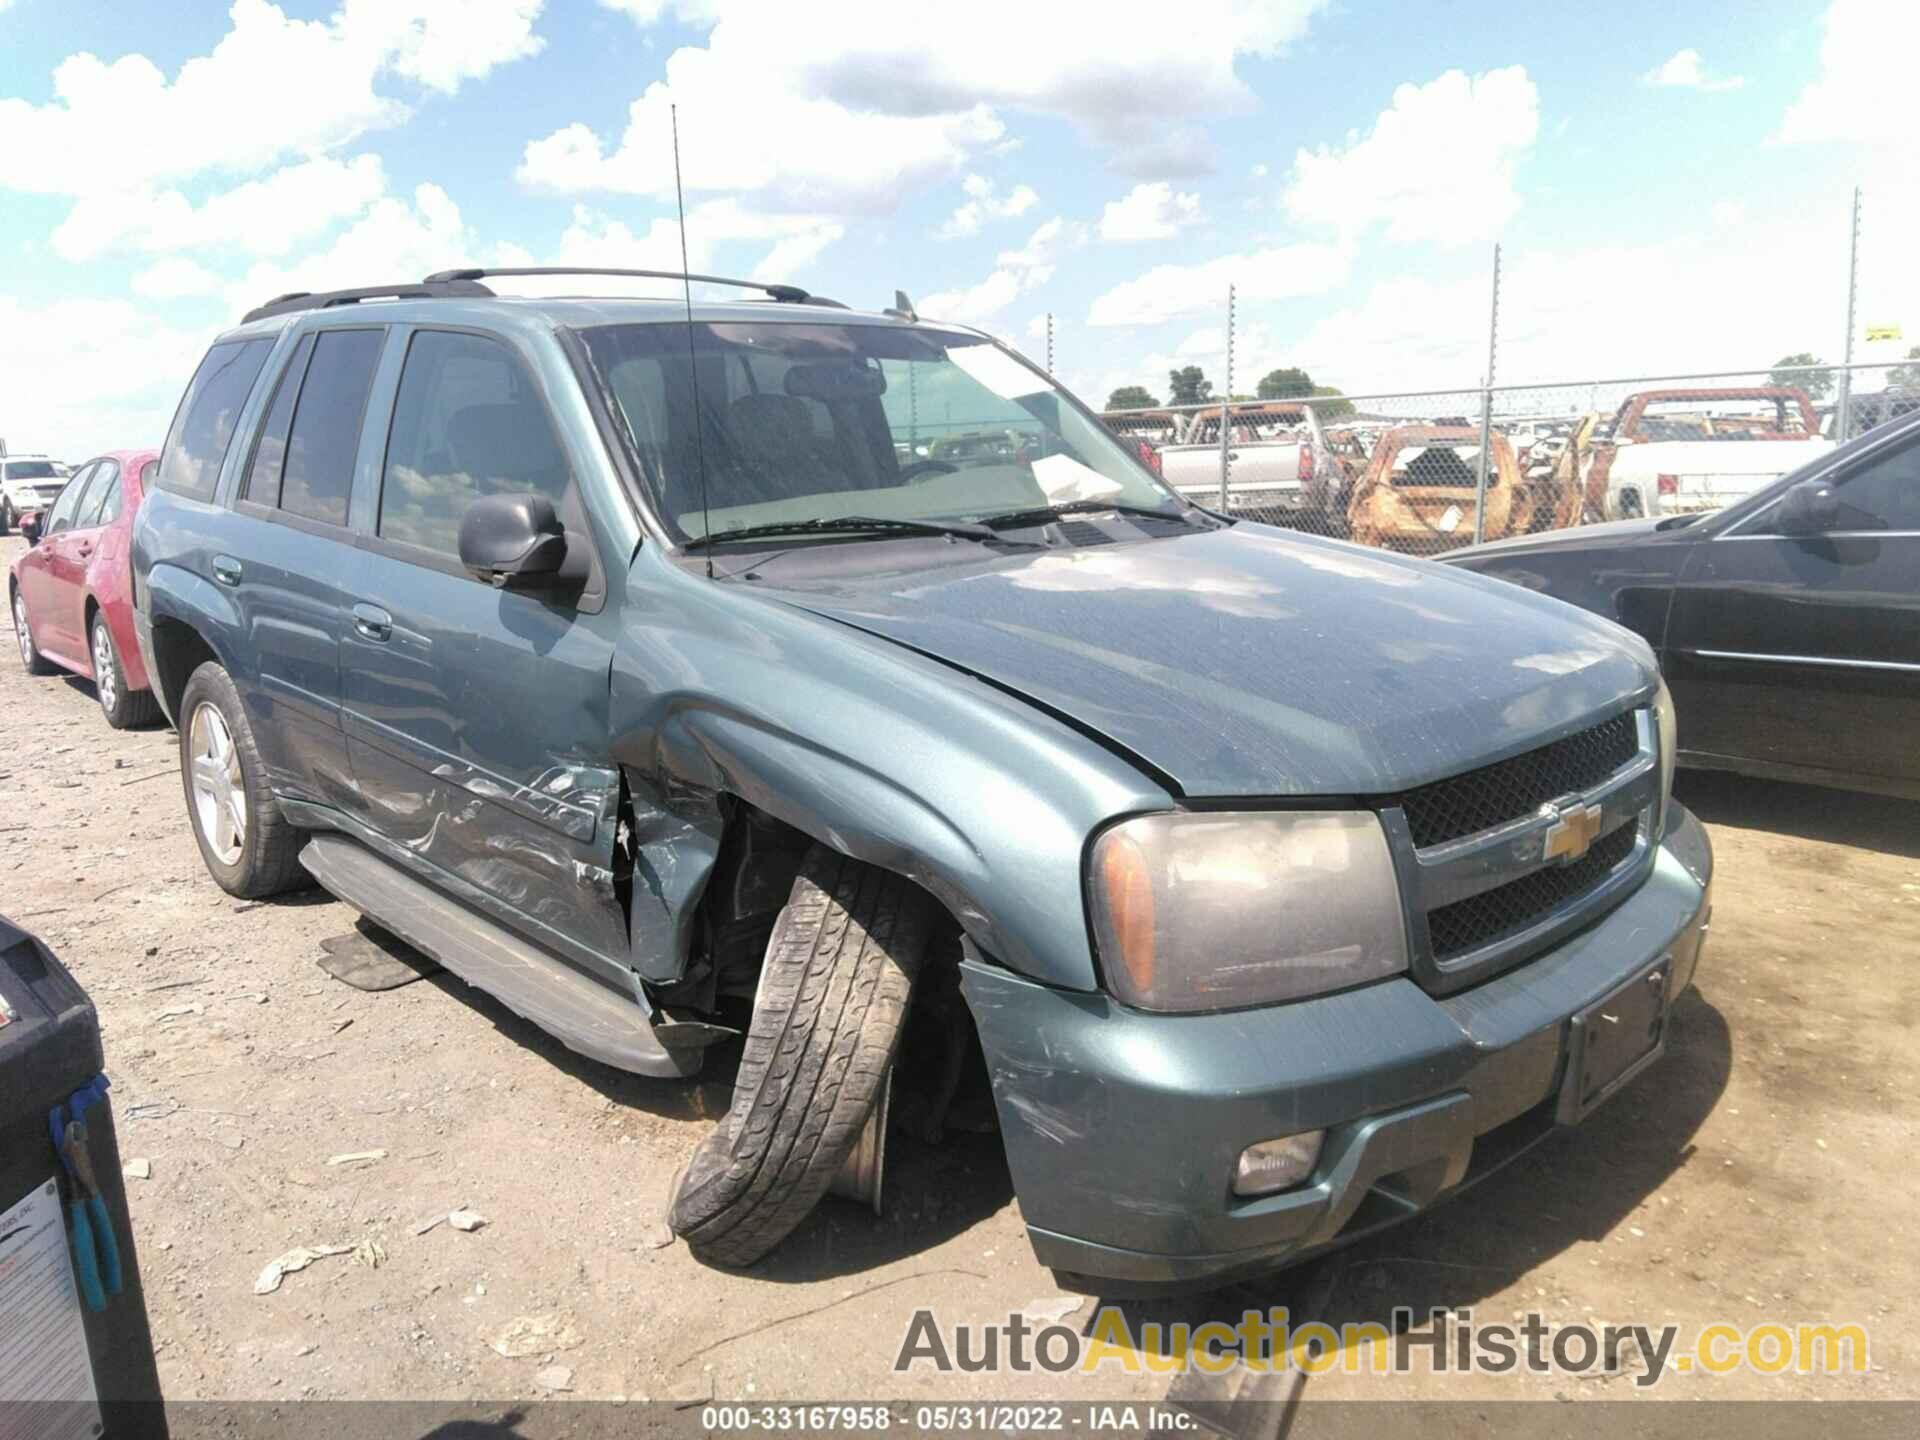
[1088, 811, 1408, 1012]
[1653, 678, 1677, 838]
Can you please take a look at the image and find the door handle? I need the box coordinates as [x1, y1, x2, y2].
[351, 603, 393, 643]
[211, 556, 242, 587]
[75, 541, 94, 558]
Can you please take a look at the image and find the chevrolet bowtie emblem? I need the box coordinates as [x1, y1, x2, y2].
[1541, 801, 1605, 864]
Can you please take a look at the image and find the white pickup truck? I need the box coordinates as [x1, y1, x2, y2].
[1151, 404, 1348, 532]
[1586, 387, 1832, 519]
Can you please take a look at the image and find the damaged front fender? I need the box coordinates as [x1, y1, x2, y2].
[606, 545, 1168, 991]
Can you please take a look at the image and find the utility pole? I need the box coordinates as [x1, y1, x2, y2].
[1219, 283, 1235, 510]
[1472, 243, 1502, 544]
[1837, 186, 1861, 440]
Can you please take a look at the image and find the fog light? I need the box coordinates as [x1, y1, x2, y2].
[1232, 1131, 1325, 1197]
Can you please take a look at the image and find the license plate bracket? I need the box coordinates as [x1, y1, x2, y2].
[1556, 956, 1671, 1125]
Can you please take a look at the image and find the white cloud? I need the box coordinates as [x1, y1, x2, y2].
[0, 295, 214, 457]
[1085, 241, 1350, 327]
[939, 174, 1039, 238]
[130, 257, 225, 299]
[1778, 0, 1915, 147]
[223, 182, 474, 319]
[52, 155, 389, 262]
[1098, 182, 1202, 242]
[518, 88, 1001, 215]
[355, 0, 545, 94]
[0, 1, 544, 199]
[526, 0, 1329, 213]
[1285, 66, 1539, 247]
[920, 216, 1079, 325]
[1643, 48, 1745, 92]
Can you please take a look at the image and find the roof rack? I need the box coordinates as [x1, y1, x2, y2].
[242, 267, 849, 326]
[424, 267, 845, 307]
[241, 278, 494, 324]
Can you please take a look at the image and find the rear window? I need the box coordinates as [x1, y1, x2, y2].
[156, 339, 273, 500]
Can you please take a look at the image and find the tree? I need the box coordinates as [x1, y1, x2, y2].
[1770, 352, 1836, 400]
[1105, 384, 1160, 411]
[1887, 345, 1920, 390]
[1257, 367, 1315, 400]
[1168, 366, 1212, 405]
[1308, 385, 1356, 422]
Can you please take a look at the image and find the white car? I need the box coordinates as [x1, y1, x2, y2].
[1587, 388, 1833, 518]
[0, 453, 68, 535]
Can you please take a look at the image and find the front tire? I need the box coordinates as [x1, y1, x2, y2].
[92, 614, 160, 729]
[668, 845, 929, 1267]
[12, 586, 55, 675]
[0, 502, 13, 537]
[177, 661, 305, 898]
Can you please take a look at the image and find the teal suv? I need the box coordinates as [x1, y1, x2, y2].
[132, 270, 1712, 1290]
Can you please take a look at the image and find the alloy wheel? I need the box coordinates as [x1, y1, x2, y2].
[13, 593, 32, 669]
[93, 623, 117, 713]
[188, 701, 248, 865]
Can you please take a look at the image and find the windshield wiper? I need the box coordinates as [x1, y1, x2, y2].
[683, 515, 1034, 551]
[974, 498, 1193, 530]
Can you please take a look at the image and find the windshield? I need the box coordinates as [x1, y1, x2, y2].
[3, 461, 57, 481]
[577, 321, 1179, 542]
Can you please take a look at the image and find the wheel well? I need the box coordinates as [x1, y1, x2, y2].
[673, 796, 992, 1144]
[149, 616, 219, 720]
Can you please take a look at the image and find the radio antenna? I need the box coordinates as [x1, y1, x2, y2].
[671, 103, 714, 577]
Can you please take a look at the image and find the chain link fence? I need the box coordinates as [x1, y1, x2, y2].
[1102, 361, 1920, 558]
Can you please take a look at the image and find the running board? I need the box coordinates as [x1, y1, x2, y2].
[300, 834, 699, 1079]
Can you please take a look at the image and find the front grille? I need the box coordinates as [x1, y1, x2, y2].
[1426, 821, 1638, 960]
[1391, 710, 1639, 849]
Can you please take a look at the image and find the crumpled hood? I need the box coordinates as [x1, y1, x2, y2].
[754, 526, 1657, 797]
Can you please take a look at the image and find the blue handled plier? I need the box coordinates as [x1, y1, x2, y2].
[48, 1074, 123, 1313]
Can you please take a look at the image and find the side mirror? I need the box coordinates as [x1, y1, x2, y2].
[21, 514, 43, 546]
[1773, 476, 1839, 536]
[456, 493, 567, 587]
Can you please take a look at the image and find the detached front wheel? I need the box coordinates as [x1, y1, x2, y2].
[669, 845, 929, 1267]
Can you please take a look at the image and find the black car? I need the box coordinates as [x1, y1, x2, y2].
[1444, 408, 1920, 801]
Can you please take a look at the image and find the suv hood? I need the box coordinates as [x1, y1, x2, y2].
[755, 527, 1655, 797]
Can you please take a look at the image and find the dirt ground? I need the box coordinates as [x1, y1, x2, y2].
[3, 528, 1916, 1420]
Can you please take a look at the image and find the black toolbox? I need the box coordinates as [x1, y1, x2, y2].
[1, 916, 166, 1440]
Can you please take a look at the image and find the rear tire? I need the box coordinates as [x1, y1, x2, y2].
[668, 845, 929, 1267]
[177, 661, 306, 898]
[12, 586, 55, 676]
[92, 614, 160, 729]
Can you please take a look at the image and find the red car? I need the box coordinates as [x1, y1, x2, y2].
[10, 448, 162, 727]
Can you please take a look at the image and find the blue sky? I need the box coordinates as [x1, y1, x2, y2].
[2, 0, 1914, 455]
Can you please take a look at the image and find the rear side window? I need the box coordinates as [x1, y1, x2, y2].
[74, 461, 120, 528]
[280, 329, 383, 527]
[156, 339, 272, 501]
[95, 473, 125, 526]
[378, 329, 571, 556]
[243, 333, 316, 507]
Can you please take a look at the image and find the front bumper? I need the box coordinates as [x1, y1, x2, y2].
[962, 804, 1712, 1291]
